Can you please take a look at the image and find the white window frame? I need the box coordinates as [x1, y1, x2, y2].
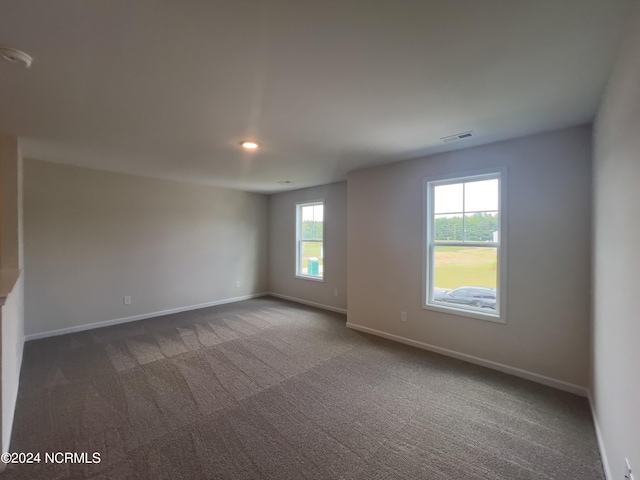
[422, 167, 507, 323]
[295, 200, 325, 282]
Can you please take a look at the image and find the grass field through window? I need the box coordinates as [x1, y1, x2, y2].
[434, 246, 497, 289]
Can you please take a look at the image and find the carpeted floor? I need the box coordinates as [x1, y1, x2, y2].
[4, 297, 603, 479]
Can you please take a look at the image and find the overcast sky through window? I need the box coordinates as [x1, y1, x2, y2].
[301, 204, 324, 222]
[434, 179, 498, 216]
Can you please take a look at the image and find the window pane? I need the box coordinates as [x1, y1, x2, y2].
[464, 179, 498, 212]
[313, 204, 324, 222]
[426, 172, 502, 319]
[432, 246, 498, 313]
[434, 183, 463, 214]
[297, 202, 324, 278]
[299, 241, 323, 277]
[463, 212, 499, 242]
[300, 205, 324, 241]
[301, 204, 324, 221]
[434, 214, 463, 241]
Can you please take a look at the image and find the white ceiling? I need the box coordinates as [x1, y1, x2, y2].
[0, 0, 630, 193]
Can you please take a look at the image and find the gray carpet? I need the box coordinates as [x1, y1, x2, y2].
[4, 297, 603, 479]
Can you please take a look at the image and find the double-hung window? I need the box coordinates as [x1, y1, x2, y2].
[296, 201, 324, 281]
[424, 169, 506, 322]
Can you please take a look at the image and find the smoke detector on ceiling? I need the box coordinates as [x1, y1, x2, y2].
[441, 131, 475, 144]
[0, 46, 33, 68]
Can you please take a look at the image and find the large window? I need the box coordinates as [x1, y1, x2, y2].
[424, 170, 505, 322]
[296, 201, 324, 280]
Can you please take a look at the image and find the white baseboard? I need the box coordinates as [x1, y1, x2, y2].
[24, 293, 269, 341]
[267, 292, 347, 315]
[588, 392, 612, 480]
[345, 322, 588, 397]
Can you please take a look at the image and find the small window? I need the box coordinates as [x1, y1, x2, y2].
[296, 201, 324, 281]
[424, 169, 506, 322]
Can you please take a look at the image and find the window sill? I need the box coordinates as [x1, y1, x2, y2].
[295, 274, 325, 283]
[422, 303, 506, 324]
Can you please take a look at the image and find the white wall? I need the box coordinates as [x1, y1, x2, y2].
[269, 182, 347, 312]
[348, 126, 592, 388]
[24, 159, 269, 336]
[592, 1, 640, 478]
[0, 134, 24, 454]
[2, 272, 23, 452]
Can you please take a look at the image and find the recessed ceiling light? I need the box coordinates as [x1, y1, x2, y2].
[0, 46, 33, 68]
[241, 141, 259, 150]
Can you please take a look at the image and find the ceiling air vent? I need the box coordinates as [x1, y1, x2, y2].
[441, 131, 475, 144]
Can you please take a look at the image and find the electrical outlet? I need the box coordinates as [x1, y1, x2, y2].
[625, 458, 634, 480]
[334, 289, 338, 297]
[123, 296, 131, 305]
[235, 280, 241, 288]
[400, 311, 407, 322]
